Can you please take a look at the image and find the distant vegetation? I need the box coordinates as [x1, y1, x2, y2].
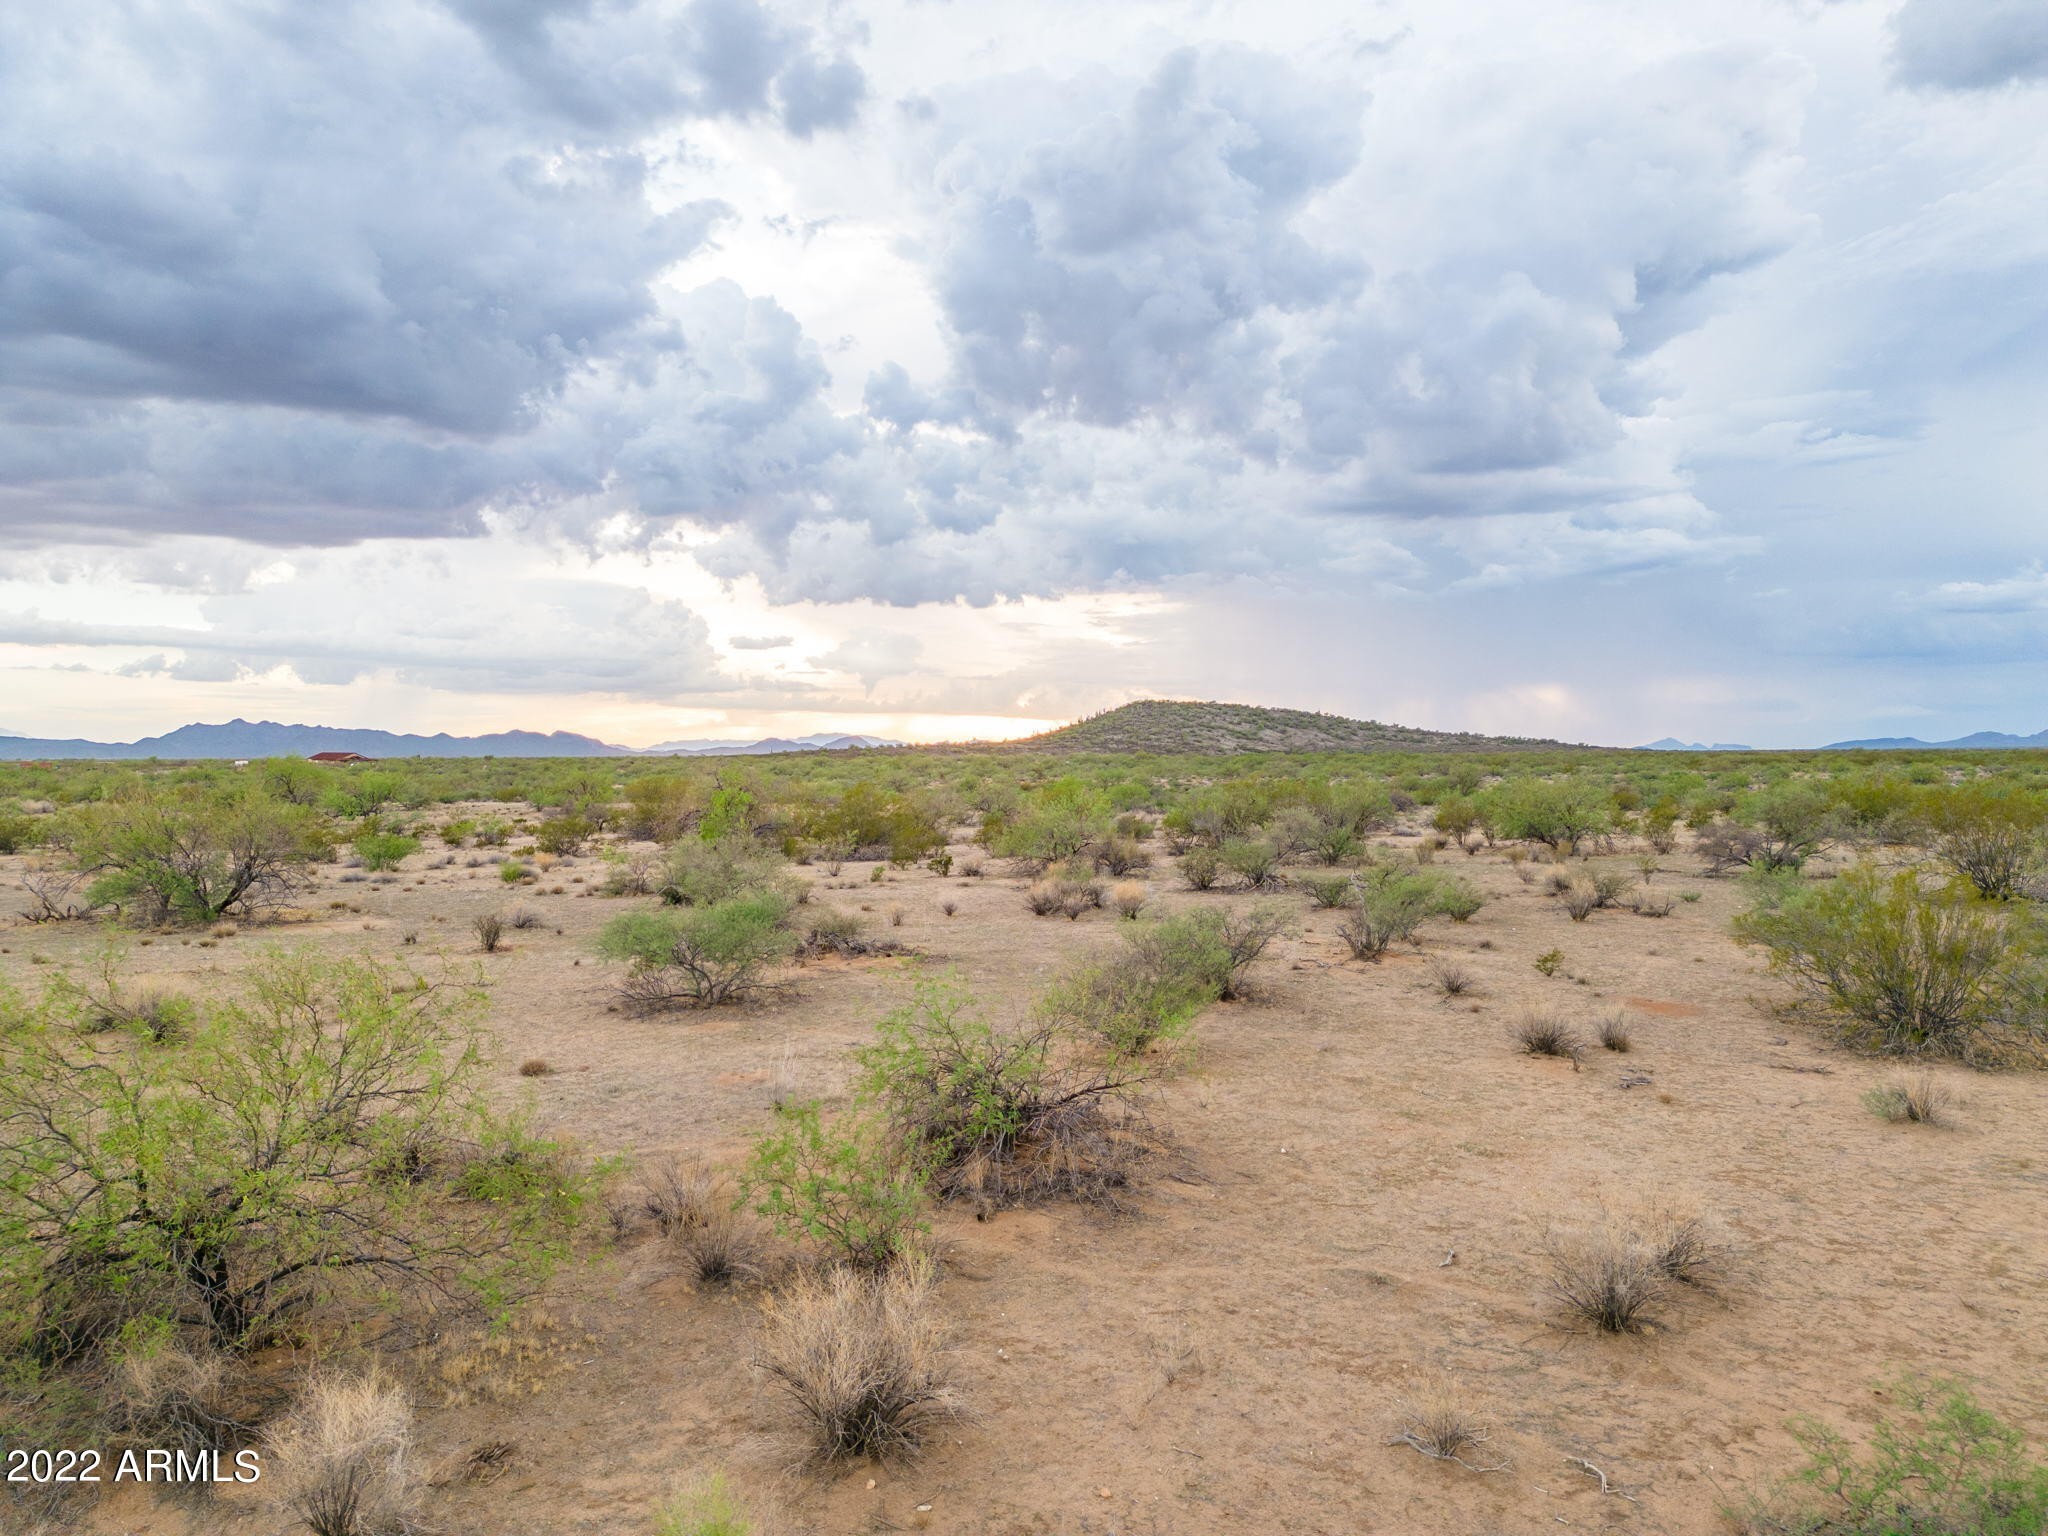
[1014, 699, 1573, 754]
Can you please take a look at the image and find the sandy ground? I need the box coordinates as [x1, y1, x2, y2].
[5, 820, 2044, 1536]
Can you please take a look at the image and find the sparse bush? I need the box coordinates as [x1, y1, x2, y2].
[1299, 872, 1356, 909]
[599, 849, 659, 897]
[1178, 846, 1223, 891]
[857, 975, 1150, 1209]
[518, 1057, 551, 1077]
[1733, 866, 2045, 1062]
[1388, 1376, 1506, 1472]
[1041, 912, 1234, 1057]
[1863, 1077, 1951, 1126]
[1544, 1222, 1666, 1334]
[1924, 787, 2047, 902]
[1512, 1012, 1584, 1061]
[1112, 881, 1148, 919]
[753, 1257, 961, 1464]
[1631, 890, 1675, 917]
[474, 913, 504, 952]
[1744, 1377, 2048, 1536]
[636, 1160, 764, 1287]
[1024, 881, 1063, 917]
[1597, 1013, 1633, 1052]
[101, 1320, 244, 1466]
[1336, 867, 1441, 961]
[0, 954, 585, 1358]
[1220, 838, 1282, 890]
[1534, 948, 1565, 977]
[1096, 837, 1150, 876]
[1560, 883, 1598, 922]
[598, 897, 797, 1011]
[742, 1102, 928, 1269]
[505, 904, 541, 930]
[265, 1370, 419, 1536]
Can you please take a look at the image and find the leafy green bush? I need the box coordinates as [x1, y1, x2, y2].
[742, 1102, 928, 1268]
[1038, 910, 1246, 1056]
[1744, 1379, 2048, 1535]
[598, 896, 797, 1011]
[1299, 872, 1357, 908]
[62, 785, 329, 925]
[991, 778, 1110, 864]
[1336, 866, 1444, 961]
[0, 812, 40, 854]
[1733, 867, 2044, 1062]
[1220, 837, 1282, 889]
[533, 815, 593, 856]
[855, 975, 1146, 1207]
[1922, 785, 2045, 901]
[1482, 778, 1611, 850]
[1178, 846, 1223, 891]
[661, 835, 800, 908]
[353, 830, 419, 872]
[0, 953, 584, 1362]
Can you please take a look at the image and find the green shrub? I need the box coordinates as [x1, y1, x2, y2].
[855, 974, 1146, 1208]
[1299, 872, 1357, 909]
[1745, 1379, 2048, 1535]
[1220, 838, 1282, 889]
[1733, 867, 2043, 1062]
[1482, 778, 1611, 850]
[533, 815, 593, 856]
[353, 831, 419, 872]
[1040, 911, 1234, 1057]
[499, 859, 528, 884]
[61, 786, 330, 926]
[0, 812, 40, 854]
[1922, 786, 2046, 901]
[0, 953, 584, 1361]
[597, 896, 796, 1011]
[1336, 867, 1442, 961]
[742, 1103, 928, 1269]
[661, 835, 799, 909]
[1432, 877, 1486, 922]
[1178, 846, 1223, 891]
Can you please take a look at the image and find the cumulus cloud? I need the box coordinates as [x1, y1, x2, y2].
[1892, 0, 2048, 91]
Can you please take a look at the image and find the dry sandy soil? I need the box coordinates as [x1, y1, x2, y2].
[6, 821, 2044, 1536]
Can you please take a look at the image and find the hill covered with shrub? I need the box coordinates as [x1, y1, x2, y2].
[1015, 700, 1575, 754]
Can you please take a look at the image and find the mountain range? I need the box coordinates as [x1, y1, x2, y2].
[1821, 727, 2048, 751]
[1637, 737, 1755, 751]
[0, 720, 899, 760]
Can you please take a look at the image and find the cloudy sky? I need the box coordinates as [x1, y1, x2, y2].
[1, 0, 2044, 748]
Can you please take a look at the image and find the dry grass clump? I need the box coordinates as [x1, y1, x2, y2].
[1511, 1011, 1584, 1062]
[1023, 881, 1062, 917]
[1428, 958, 1476, 998]
[1596, 1013, 1633, 1052]
[1387, 1376, 1508, 1472]
[1544, 1207, 1726, 1332]
[1560, 883, 1599, 922]
[264, 1369, 420, 1536]
[635, 1159, 766, 1287]
[505, 905, 541, 930]
[102, 1329, 245, 1466]
[1544, 1223, 1667, 1334]
[1863, 1076, 1951, 1126]
[753, 1257, 962, 1465]
[1630, 890, 1675, 917]
[517, 1057, 553, 1077]
[473, 913, 504, 953]
[1111, 881, 1148, 919]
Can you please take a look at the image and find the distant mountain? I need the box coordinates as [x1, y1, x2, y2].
[1017, 700, 1572, 754]
[0, 720, 908, 761]
[0, 719, 624, 760]
[1824, 727, 2048, 751]
[1638, 737, 1754, 751]
[637, 732, 900, 756]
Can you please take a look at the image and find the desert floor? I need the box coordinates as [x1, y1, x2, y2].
[7, 822, 2043, 1536]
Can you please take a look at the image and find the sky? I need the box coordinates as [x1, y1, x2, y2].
[1, 0, 2044, 750]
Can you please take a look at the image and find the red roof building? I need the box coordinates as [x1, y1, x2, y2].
[308, 751, 374, 763]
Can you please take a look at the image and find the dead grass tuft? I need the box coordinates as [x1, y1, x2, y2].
[1387, 1376, 1508, 1472]
[264, 1369, 420, 1536]
[1544, 1223, 1667, 1334]
[1512, 1011, 1585, 1062]
[753, 1257, 963, 1465]
[1863, 1076, 1951, 1126]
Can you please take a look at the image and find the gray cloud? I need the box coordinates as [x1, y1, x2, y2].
[1892, 0, 2048, 91]
[729, 633, 795, 649]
